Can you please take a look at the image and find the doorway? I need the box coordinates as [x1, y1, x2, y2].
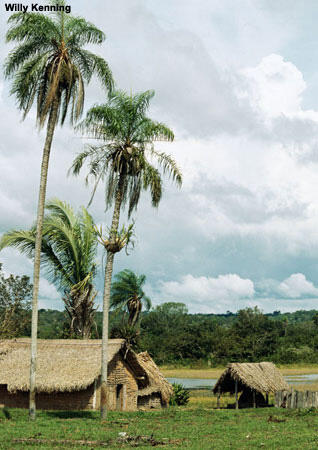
[116, 384, 124, 410]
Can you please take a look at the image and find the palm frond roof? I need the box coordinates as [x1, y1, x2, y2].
[213, 362, 289, 394]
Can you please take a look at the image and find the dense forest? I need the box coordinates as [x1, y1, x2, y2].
[30, 303, 318, 366]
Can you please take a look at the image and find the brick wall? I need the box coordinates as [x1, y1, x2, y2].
[137, 393, 163, 409]
[95, 353, 138, 411]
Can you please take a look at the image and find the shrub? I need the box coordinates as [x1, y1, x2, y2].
[169, 383, 190, 406]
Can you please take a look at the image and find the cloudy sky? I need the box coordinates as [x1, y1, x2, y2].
[2, 0, 318, 314]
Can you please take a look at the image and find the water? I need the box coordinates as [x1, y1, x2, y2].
[167, 378, 217, 389]
[167, 374, 318, 390]
[285, 374, 318, 385]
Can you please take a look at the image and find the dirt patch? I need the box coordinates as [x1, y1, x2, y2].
[13, 433, 179, 447]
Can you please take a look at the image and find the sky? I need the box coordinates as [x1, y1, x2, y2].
[2, 0, 318, 314]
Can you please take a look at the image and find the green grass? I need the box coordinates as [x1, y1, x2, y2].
[0, 402, 317, 449]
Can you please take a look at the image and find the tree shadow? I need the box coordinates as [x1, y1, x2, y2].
[46, 410, 97, 419]
[1, 407, 11, 419]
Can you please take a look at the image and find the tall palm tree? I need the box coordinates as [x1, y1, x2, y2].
[70, 89, 182, 418]
[111, 269, 151, 327]
[4, 1, 113, 418]
[0, 199, 98, 339]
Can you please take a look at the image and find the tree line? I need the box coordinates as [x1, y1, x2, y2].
[2, 268, 317, 367]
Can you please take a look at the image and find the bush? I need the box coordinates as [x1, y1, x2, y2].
[169, 383, 190, 406]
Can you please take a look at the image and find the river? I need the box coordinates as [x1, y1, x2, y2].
[167, 373, 318, 389]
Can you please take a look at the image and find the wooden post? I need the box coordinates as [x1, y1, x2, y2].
[306, 391, 310, 408]
[217, 386, 221, 409]
[235, 379, 238, 410]
[274, 391, 279, 408]
[253, 390, 256, 408]
[291, 389, 296, 409]
[301, 391, 305, 408]
[92, 378, 97, 410]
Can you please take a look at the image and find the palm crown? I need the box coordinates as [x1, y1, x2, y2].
[111, 269, 151, 327]
[5, 2, 113, 127]
[71, 89, 182, 215]
[0, 199, 98, 338]
[0, 199, 97, 291]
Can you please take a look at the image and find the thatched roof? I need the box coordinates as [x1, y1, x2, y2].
[213, 362, 289, 394]
[136, 352, 173, 404]
[0, 339, 145, 393]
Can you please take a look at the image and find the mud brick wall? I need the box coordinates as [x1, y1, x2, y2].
[0, 384, 95, 410]
[95, 353, 138, 411]
[137, 392, 162, 409]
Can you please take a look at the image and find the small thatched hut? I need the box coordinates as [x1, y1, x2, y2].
[213, 362, 289, 408]
[136, 352, 173, 409]
[0, 339, 172, 411]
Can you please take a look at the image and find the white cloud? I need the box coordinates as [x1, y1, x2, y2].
[39, 278, 60, 302]
[160, 273, 255, 304]
[242, 54, 306, 118]
[278, 273, 318, 298]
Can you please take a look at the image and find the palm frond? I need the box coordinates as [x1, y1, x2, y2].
[65, 17, 105, 46]
[149, 148, 182, 187]
[142, 160, 162, 207]
[5, 7, 113, 127]
[45, 198, 77, 228]
[0, 198, 98, 295]
[110, 269, 152, 319]
[70, 89, 182, 214]
[6, 12, 59, 43]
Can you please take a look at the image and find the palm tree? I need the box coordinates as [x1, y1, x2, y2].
[111, 269, 151, 327]
[70, 89, 182, 418]
[4, 1, 113, 418]
[0, 199, 98, 339]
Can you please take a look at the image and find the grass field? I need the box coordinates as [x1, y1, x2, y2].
[1, 368, 318, 449]
[0, 404, 317, 449]
[161, 365, 318, 379]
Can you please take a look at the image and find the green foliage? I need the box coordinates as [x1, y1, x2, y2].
[20, 302, 318, 366]
[110, 323, 140, 349]
[0, 263, 32, 337]
[38, 309, 65, 338]
[94, 223, 135, 255]
[138, 303, 318, 366]
[169, 383, 190, 406]
[70, 89, 182, 216]
[0, 199, 98, 338]
[5, 2, 113, 127]
[110, 269, 151, 327]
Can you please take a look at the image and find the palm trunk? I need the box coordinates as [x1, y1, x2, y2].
[100, 175, 124, 419]
[29, 100, 59, 420]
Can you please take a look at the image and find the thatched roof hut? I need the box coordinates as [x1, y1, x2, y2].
[0, 338, 132, 393]
[213, 362, 289, 397]
[136, 352, 173, 407]
[0, 339, 171, 411]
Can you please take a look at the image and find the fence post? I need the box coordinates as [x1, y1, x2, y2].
[298, 391, 304, 408]
[291, 389, 295, 409]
